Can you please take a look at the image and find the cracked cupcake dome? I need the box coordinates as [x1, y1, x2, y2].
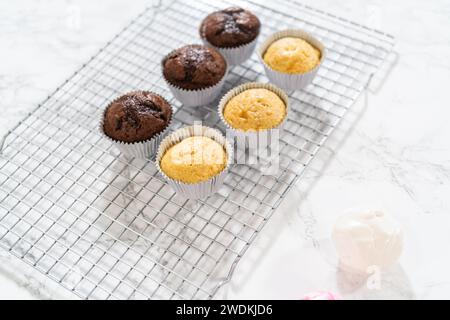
[103, 91, 172, 143]
[162, 44, 227, 90]
[200, 7, 261, 48]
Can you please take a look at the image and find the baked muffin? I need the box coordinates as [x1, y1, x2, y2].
[263, 37, 321, 74]
[200, 7, 261, 48]
[223, 88, 286, 131]
[103, 91, 172, 143]
[162, 44, 227, 90]
[160, 136, 227, 184]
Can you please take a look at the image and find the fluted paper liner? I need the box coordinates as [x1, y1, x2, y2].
[155, 125, 233, 200]
[201, 35, 258, 66]
[99, 91, 173, 160]
[162, 48, 228, 107]
[218, 82, 289, 152]
[258, 29, 326, 91]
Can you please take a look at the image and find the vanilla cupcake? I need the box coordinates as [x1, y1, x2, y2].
[259, 29, 325, 91]
[200, 7, 261, 65]
[223, 88, 286, 131]
[219, 82, 288, 151]
[161, 136, 226, 184]
[162, 45, 227, 107]
[156, 125, 232, 199]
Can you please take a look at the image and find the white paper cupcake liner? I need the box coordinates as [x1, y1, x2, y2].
[162, 48, 228, 107]
[155, 125, 233, 200]
[201, 36, 258, 66]
[99, 91, 173, 160]
[258, 29, 326, 91]
[218, 82, 289, 152]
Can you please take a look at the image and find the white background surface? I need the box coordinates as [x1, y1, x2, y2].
[0, 0, 449, 299]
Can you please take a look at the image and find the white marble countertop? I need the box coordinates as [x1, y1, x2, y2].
[0, 0, 449, 299]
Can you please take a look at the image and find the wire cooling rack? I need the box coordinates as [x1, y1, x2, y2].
[0, 0, 394, 299]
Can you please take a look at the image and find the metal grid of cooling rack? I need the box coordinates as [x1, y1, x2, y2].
[0, 0, 395, 299]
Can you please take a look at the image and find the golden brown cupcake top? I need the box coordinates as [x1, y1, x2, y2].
[200, 7, 261, 48]
[263, 37, 321, 74]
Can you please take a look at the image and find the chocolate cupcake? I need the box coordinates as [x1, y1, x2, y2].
[162, 44, 227, 107]
[200, 7, 261, 65]
[101, 91, 172, 159]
